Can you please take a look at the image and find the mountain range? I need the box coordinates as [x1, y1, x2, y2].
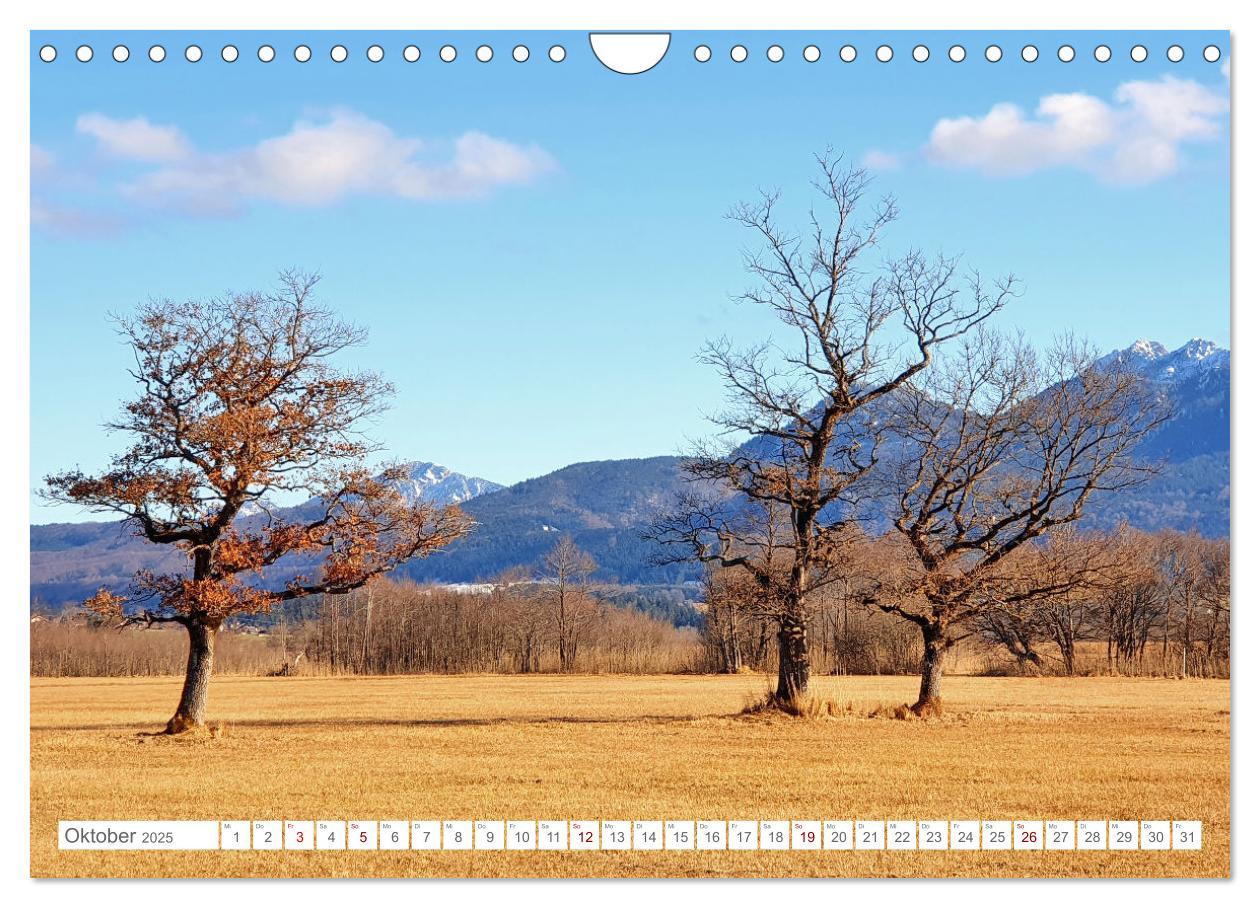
[29, 339, 1229, 610]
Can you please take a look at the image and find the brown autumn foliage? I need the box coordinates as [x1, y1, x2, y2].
[43, 272, 471, 732]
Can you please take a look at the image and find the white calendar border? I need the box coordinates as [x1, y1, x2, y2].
[6, 0, 1252, 906]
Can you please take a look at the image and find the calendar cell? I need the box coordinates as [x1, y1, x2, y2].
[410, 821, 441, 850]
[475, 820, 505, 850]
[442, 820, 473, 850]
[665, 820, 694, 850]
[569, 820, 599, 850]
[982, 820, 1012, 850]
[1077, 820, 1106, 850]
[887, 820, 915, 850]
[1109, 820, 1138, 851]
[1140, 820, 1171, 850]
[1172, 820, 1202, 850]
[791, 820, 821, 850]
[918, 821, 947, 851]
[220, 820, 250, 850]
[1045, 821, 1074, 850]
[633, 820, 664, 850]
[855, 820, 884, 850]
[950, 820, 980, 850]
[507, 820, 537, 850]
[317, 820, 345, 850]
[538, 821, 568, 850]
[348, 820, 376, 850]
[601, 820, 631, 850]
[284, 820, 314, 850]
[728, 820, 758, 850]
[823, 820, 854, 850]
[252, 821, 281, 851]
[697, 820, 727, 850]
[1014, 820, 1043, 850]
[379, 820, 408, 850]
[759, 820, 789, 850]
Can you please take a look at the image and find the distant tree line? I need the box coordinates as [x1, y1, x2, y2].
[691, 525, 1229, 680]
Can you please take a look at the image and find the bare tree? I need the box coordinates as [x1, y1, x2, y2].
[542, 535, 599, 672]
[648, 152, 1013, 705]
[701, 564, 746, 673]
[876, 333, 1166, 714]
[44, 273, 472, 732]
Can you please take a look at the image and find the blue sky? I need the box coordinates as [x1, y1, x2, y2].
[30, 30, 1230, 523]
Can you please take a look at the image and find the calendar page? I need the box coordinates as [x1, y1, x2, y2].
[27, 25, 1230, 881]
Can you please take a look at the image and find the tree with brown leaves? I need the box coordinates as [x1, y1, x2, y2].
[876, 333, 1166, 714]
[648, 152, 1014, 706]
[44, 273, 472, 733]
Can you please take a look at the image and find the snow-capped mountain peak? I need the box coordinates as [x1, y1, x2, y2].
[388, 461, 504, 505]
[1098, 337, 1228, 383]
[1127, 339, 1169, 360]
[1172, 338, 1222, 362]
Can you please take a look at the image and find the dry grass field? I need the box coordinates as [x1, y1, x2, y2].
[31, 673, 1229, 879]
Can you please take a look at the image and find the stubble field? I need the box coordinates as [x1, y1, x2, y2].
[31, 673, 1230, 878]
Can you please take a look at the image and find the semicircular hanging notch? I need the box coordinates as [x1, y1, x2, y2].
[589, 32, 672, 74]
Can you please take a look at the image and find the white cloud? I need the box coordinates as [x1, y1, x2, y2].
[76, 113, 192, 163]
[861, 149, 903, 171]
[30, 144, 54, 174]
[73, 110, 555, 216]
[925, 76, 1227, 184]
[32, 201, 124, 237]
[1222, 57, 1230, 81]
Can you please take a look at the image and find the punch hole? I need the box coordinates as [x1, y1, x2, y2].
[76, 45, 93, 63]
[221, 45, 239, 63]
[548, 45, 566, 63]
[440, 45, 457, 62]
[1094, 45, 1111, 62]
[1131, 45, 1148, 62]
[367, 45, 385, 62]
[731, 45, 748, 62]
[588, 33, 667, 73]
[148, 45, 166, 63]
[985, 45, 1002, 62]
[767, 45, 784, 63]
[949, 45, 965, 62]
[403, 45, 421, 62]
[294, 45, 312, 63]
[913, 45, 929, 62]
[694, 45, 711, 63]
[330, 45, 348, 63]
[112, 45, 129, 63]
[39, 45, 56, 62]
[1167, 45, 1184, 62]
[185, 45, 203, 62]
[839, 45, 857, 62]
[1022, 45, 1039, 62]
[258, 45, 275, 63]
[476, 45, 493, 62]
[803, 45, 820, 62]
[512, 45, 529, 62]
[1203, 45, 1221, 63]
[1057, 45, 1075, 62]
[876, 45, 893, 62]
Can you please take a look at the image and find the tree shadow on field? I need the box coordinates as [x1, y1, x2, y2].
[32, 713, 716, 733]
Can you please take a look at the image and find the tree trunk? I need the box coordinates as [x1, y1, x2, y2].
[1061, 636, 1076, 676]
[912, 623, 946, 717]
[165, 618, 218, 734]
[775, 614, 810, 701]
